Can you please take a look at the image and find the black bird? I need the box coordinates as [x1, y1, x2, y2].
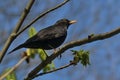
[8, 19, 76, 54]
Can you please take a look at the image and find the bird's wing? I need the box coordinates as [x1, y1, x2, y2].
[25, 25, 67, 43]
[38, 25, 67, 39]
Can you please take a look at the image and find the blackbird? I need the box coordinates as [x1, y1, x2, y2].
[8, 19, 76, 54]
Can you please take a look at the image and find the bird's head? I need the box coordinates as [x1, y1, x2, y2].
[55, 19, 77, 28]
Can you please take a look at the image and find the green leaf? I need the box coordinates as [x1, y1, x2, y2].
[28, 26, 37, 38]
[4, 68, 17, 80]
[37, 49, 47, 61]
[43, 62, 55, 72]
[71, 49, 90, 67]
[26, 48, 37, 58]
[80, 51, 90, 67]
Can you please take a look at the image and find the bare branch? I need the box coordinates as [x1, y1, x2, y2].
[25, 27, 120, 80]
[0, 0, 35, 63]
[36, 62, 73, 77]
[0, 56, 28, 80]
[16, 0, 70, 36]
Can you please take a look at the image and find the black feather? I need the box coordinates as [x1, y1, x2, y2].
[8, 44, 25, 54]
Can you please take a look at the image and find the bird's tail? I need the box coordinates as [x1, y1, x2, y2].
[8, 44, 24, 54]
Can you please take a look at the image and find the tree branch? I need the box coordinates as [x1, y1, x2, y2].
[0, 56, 28, 80]
[0, 0, 35, 63]
[36, 62, 73, 77]
[25, 27, 120, 80]
[16, 0, 70, 36]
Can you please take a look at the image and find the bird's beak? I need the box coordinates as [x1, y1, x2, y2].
[69, 20, 77, 24]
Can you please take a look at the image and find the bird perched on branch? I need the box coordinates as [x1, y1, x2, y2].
[8, 19, 76, 54]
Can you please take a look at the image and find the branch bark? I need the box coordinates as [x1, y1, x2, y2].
[0, 0, 35, 63]
[25, 27, 120, 80]
[36, 62, 73, 77]
[0, 56, 28, 80]
[16, 0, 70, 36]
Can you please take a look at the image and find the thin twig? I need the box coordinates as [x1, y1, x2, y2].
[0, 0, 35, 63]
[25, 27, 120, 80]
[16, 0, 70, 36]
[0, 56, 28, 80]
[36, 62, 73, 77]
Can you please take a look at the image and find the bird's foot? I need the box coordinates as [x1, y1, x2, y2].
[53, 48, 57, 54]
[53, 48, 62, 59]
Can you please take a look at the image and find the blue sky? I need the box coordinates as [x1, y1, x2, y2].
[0, 0, 120, 80]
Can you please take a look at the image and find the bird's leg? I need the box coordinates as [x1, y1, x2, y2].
[48, 44, 62, 58]
[43, 50, 49, 59]
[53, 48, 57, 54]
[53, 48, 62, 58]
[48, 44, 57, 54]
[43, 50, 53, 64]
